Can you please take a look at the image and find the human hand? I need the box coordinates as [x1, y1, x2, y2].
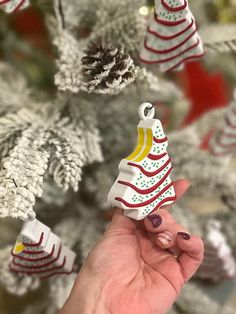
[59, 179, 204, 314]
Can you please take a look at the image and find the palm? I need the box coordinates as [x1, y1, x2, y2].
[60, 181, 204, 314]
[91, 225, 183, 314]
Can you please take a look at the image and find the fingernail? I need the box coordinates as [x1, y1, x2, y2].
[178, 232, 191, 240]
[184, 179, 191, 189]
[157, 231, 172, 246]
[147, 214, 162, 228]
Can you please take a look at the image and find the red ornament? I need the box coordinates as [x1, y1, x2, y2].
[9, 8, 52, 54]
[178, 62, 230, 126]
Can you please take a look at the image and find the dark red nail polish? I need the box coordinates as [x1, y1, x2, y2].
[147, 214, 162, 228]
[178, 232, 191, 240]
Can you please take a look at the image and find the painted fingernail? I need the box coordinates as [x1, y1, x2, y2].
[184, 179, 191, 189]
[178, 232, 191, 240]
[147, 214, 162, 228]
[157, 231, 172, 246]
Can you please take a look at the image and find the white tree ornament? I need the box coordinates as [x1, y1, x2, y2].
[0, 0, 30, 13]
[140, 0, 204, 72]
[196, 220, 236, 282]
[10, 219, 76, 278]
[108, 103, 176, 220]
[210, 91, 236, 156]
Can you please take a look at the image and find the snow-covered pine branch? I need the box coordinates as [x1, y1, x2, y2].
[54, 31, 83, 93]
[0, 63, 32, 115]
[88, 0, 146, 54]
[0, 121, 50, 220]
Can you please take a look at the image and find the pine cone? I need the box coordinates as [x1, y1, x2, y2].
[81, 44, 138, 95]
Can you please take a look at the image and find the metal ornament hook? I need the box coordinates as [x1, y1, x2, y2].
[138, 102, 155, 120]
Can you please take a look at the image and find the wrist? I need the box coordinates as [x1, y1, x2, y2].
[70, 268, 112, 314]
[76, 284, 110, 314]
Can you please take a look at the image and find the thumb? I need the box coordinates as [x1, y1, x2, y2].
[107, 208, 138, 234]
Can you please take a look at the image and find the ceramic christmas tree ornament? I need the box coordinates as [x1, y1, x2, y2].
[0, 0, 30, 13]
[196, 220, 236, 283]
[108, 103, 176, 220]
[210, 91, 236, 156]
[9, 219, 76, 278]
[139, 0, 204, 72]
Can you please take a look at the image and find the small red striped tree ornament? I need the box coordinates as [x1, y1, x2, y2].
[196, 220, 236, 283]
[0, 0, 29, 13]
[210, 91, 236, 156]
[139, 0, 204, 72]
[9, 219, 76, 279]
[108, 103, 176, 220]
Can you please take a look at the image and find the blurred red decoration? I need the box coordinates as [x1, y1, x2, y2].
[9, 7, 52, 54]
[178, 61, 230, 126]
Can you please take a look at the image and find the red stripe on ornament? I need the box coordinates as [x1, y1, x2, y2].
[216, 140, 236, 149]
[148, 18, 194, 40]
[11, 245, 55, 262]
[9, 256, 66, 274]
[13, 0, 26, 12]
[140, 38, 202, 64]
[210, 146, 231, 157]
[225, 115, 236, 128]
[153, 136, 168, 143]
[128, 158, 171, 177]
[12, 245, 62, 269]
[219, 130, 236, 139]
[154, 12, 186, 26]
[165, 51, 204, 72]
[22, 250, 45, 255]
[214, 133, 236, 150]
[22, 232, 44, 247]
[161, 0, 187, 12]
[144, 28, 197, 54]
[0, 0, 11, 4]
[115, 182, 173, 208]
[148, 152, 167, 160]
[151, 196, 176, 212]
[118, 166, 172, 194]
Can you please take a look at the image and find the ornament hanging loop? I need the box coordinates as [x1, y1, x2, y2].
[138, 103, 155, 120]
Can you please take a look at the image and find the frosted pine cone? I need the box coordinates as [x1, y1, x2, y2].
[81, 44, 138, 95]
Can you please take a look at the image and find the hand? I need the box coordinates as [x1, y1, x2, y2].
[59, 179, 204, 314]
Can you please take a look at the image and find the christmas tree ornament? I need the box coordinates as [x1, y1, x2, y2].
[0, 246, 41, 296]
[81, 44, 138, 95]
[196, 220, 236, 283]
[108, 103, 176, 220]
[9, 219, 76, 279]
[139, 0, 204, 72]
[210, 91, 236, 156]
[0, 0, 30, 13]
